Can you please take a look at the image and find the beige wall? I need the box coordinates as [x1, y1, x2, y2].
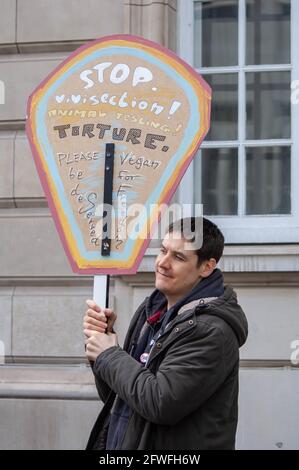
[0, 0, 298, 450]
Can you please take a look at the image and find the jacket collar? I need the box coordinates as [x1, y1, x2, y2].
[177, 297, 218, 316]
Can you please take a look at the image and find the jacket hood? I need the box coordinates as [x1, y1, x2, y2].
[146, 279, 248, 348]
[146, 268, 224, 320]
[202, 286, 248, 347]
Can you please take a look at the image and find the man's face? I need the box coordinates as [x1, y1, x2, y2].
[155, 231, 204, 304]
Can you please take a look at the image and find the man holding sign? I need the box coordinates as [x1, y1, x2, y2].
[26, 34, 246, 450]
[84, 217, 248, 450]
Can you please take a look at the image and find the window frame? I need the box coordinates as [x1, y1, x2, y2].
[177, 0, 299, 243]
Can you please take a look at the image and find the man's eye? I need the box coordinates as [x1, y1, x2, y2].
[175, 255, 185, 261]
[160, 248, 166, 254]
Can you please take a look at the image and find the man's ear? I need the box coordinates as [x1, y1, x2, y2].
[199, 258, 217, 278]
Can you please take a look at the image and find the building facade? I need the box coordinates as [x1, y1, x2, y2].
[0, 0, 298, 449]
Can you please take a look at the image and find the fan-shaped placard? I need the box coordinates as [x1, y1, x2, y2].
[26, 35, 211, 274]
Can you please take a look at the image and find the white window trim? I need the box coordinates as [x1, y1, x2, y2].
[177, 0, 299, 243]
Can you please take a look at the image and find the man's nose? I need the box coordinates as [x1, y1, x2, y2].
[159, 253, 171, 268]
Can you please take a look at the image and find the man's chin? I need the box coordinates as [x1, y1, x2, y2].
[155, 278, 169, 294]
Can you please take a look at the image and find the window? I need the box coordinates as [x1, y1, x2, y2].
[178, 0, 299, 243]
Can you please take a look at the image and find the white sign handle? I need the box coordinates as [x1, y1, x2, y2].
[93, 275, 109, 308]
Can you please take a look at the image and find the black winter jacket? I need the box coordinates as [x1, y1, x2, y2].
[87, 285, 248, 450]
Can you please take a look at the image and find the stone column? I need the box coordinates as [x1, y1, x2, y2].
[124, 0, 177, 50]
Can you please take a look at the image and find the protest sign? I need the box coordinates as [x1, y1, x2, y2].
[26, 35, 211, 274]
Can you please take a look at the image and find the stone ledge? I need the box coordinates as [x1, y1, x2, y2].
[0, 383, 98, 400]
[0, 361, 297, 400]
[0, 363, 91, 379]
[140, 246, 299, 273]
[121, 270, 299, 287]
[0, 277, 94, 287]
[20, 41, 87, 54]
[0, 120, 25, 131]
[1, 209, 299, 274]
[0, 363, 98, 399]
[2, 356, 88, 364]
[0, 41, 86, 55]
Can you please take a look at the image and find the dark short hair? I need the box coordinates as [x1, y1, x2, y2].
[167, 217, 224, 265]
